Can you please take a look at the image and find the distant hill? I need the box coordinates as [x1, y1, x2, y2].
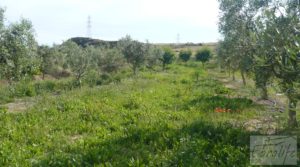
[68, 37, 118, 48]
[156, 42, 203, 47]
[67, 37, 216, 50]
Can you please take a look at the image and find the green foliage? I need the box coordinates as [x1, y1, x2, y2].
[7, 80, 36, 97]
[179, 49, 192, 62]
[0, 105, 7, 114]
[218, 0, 300, 127]
[146, 46, 164, 70]
[83, 70, 100, 87]
[1, 5, 298, 166]
[94, 47, 125, 74]
[37, 45, 55, 79]
[119, 35, 150, 74]
[0, 63, 264, 166]
[0, 17, 38, 82]
[123, 94, 142, 110]
[60, 41, 90, 87]
[253, 66, 272, 99]
[161, 47, 175, 70]
[187, 96, 253, 112]
[195, 47, 212, 65]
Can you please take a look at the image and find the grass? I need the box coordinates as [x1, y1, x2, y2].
[0, 71, 128, 105]
[0, 62, 299, 166]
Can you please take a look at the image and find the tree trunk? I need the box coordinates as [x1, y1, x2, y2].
[162, 63, 166, 71]
[76, 73, 82, 88]
[260, 86, 268, 100]
[42, 72, 45, 80]
[132, 65, 138, 75]
[232, 71, 235, 81]
[288, 100, 298, 128]
[78, 79, 82, 88]
[241, 70, 246, 86]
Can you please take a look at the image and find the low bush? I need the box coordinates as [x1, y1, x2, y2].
[179, 49, 192, 62]
[195, 47, 212, 66]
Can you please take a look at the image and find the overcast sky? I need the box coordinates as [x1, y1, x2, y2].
[1, 0, 220, 45]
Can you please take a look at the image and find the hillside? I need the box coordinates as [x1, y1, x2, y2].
[68, 37, 118, 48]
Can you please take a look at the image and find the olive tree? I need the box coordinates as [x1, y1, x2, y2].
[118, 35, 149, 74]
[218, 0, 300, 127]
[60, 41, 90, 87]
[217, 40, 238, 80]
[0, 17, 38, 83]
[0, 8, 6, 68]
[261, 1, 300, 127]
[218, 0, 261, 85]
[38, 45, 55, 79]
[146, 46, 164, 70]
[93, 47, 125, 74]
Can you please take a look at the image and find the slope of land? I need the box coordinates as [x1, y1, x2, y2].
[0, 62, 299, 166]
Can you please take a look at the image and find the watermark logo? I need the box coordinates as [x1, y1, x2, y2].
[250, 136, 297, 165]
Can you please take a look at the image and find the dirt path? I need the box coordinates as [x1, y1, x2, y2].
[217, 75, 286, 110]
[211, 72, 287, 134]
[1, 99, 35, 113]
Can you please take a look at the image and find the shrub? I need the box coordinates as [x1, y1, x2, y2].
[34, 80, 56, 94]
[0, 106, 7, 114]
[123, 95, 141, 110]
[100, 74, 112, 84]
[195, 47, 212, 66]
[55, 79, 75, 91]
[112, 74, 122, 83]
[10, 81, 36, 97]
[161, 47, 175, 70]
[84, 70, 99, 87]
[146, 46, 164, 70]
[95, 48, 124, 74]
[179, 49, 192, 62]
[180, 79, 190, 84]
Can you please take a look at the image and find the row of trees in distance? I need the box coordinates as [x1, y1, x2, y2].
[0, 8, 213, 88]
[179, 48, 212, 66]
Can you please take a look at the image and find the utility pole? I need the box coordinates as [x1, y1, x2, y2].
[87, 15, 92, 38]
[176, 33, 180, 45]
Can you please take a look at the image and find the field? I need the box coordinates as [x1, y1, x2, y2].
[0, 60, 299, 166]
[1, 0, 300, 166]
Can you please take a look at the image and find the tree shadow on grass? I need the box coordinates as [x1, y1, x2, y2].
[184, 95, 255, 112]
[34, 119, 260, 167]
